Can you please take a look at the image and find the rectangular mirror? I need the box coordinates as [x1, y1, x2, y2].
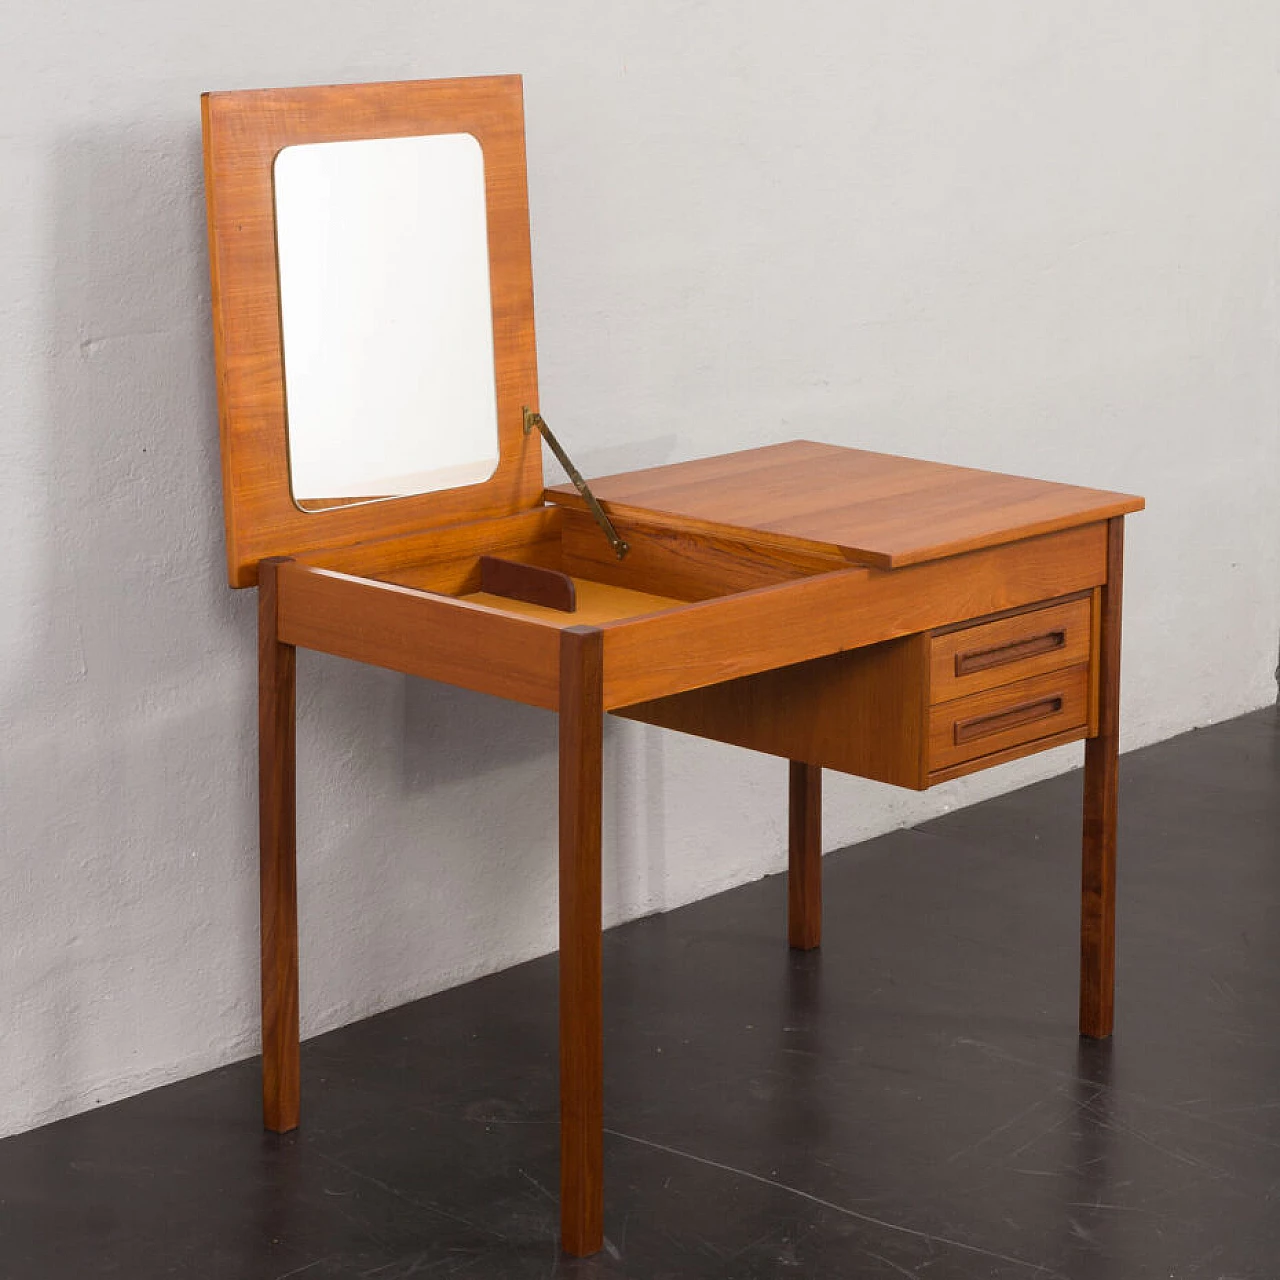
[273, 132, 501, 509]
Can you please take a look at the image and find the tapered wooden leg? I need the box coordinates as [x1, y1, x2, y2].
[1081, 519, 1124, 1039]
[259, 558, 300, 1132]
[558, 626, 605, 1256]
[788, 762, 822, 950]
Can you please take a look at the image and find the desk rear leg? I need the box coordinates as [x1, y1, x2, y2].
[1081, 518, 1124, 1039]
[259, 558, 300, 1132]
[789, 762, 822, 949]
[559, 627, 605, 1256]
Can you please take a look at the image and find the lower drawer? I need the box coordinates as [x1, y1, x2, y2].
[928, 664, 1090, 774]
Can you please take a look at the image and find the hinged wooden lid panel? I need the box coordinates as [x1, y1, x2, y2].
[202, 76, 543, 586]
[547, 441, 1144, 569]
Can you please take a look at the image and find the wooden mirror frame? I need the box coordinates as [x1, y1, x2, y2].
[202, 76, 544, 587]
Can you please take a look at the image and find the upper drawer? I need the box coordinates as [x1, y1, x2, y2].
[930, 595, 1092, 704]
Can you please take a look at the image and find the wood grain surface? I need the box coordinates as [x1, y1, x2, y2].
[558, 507, 851, 600]
[788, 763, 822, 950]
[925, 724, 1089, 786]
[547, 441, 1143, 570]
[558, 628, 605, 1256]
[296, 508, 563, 580]
[258, 559, 300, 1133]
[462, 579, 685, 628]
[275, 562, 562, 709]
[479, 556, 577, 612]
[927, 665, 1089, 772]
[1081, 517, 1125, 1038]
[619, 634, 931, 789]
[929, 595, 1092, 704]
[203, 77, 543, 586]
[602, 523, 1106, 710]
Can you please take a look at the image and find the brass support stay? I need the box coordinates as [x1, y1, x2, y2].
[524, 408, 630, 560]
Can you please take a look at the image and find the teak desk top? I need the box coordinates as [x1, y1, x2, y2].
[202, 74, 1142, 1260]
[548, 439, 1142, 568]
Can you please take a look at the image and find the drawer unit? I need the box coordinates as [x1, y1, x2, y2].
[620, 590, 1099, 790]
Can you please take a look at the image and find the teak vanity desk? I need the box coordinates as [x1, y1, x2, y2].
[202, 76, 1144, 1257]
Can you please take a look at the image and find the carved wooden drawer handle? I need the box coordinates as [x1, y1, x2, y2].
[954, 629, 1066, 677]
[953, 695, 1063, 745]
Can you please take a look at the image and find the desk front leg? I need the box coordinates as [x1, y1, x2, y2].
[1081, 518, 1124, 1038]
[559, 626, 605, 1256]
[259, 558, 300, 1131]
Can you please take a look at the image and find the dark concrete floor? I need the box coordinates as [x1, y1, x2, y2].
[1, 708, 1277, 1279]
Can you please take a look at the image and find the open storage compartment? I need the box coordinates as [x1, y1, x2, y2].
[293, 503, 856, 629]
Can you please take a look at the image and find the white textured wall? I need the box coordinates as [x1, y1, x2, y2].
[2, 3, 1277, 1137]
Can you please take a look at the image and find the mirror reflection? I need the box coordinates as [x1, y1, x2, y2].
[273, 132, 500, 509]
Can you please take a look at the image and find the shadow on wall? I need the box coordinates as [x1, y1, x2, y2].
[402, 679, 558, 789]
[402, 678, 673, 912]
[8, 117, 264, 1125]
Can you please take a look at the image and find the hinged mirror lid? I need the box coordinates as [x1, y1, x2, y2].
[202, 76, 543, 587]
